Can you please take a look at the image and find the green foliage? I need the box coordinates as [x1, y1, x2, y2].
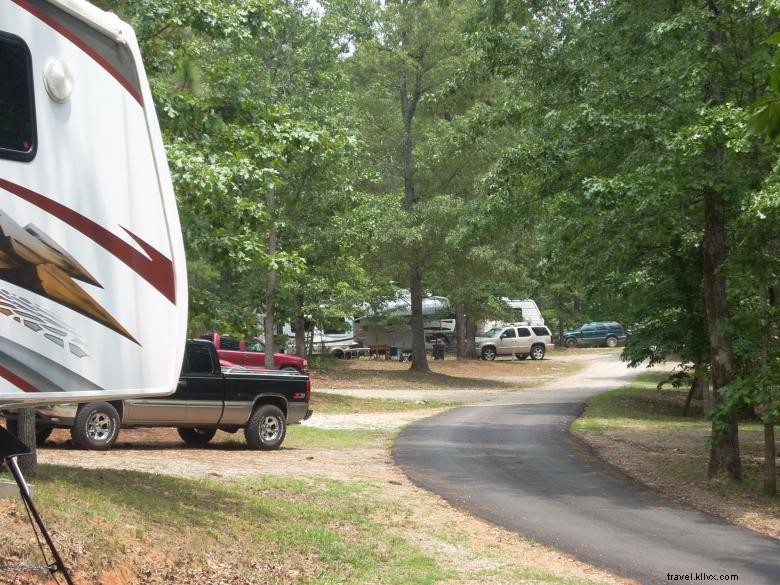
[100, 0, 778, 433]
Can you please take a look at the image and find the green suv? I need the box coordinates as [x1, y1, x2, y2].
[562, 322, 626, 348]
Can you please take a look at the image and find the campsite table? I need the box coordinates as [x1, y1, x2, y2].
[344, 347, 371, 359]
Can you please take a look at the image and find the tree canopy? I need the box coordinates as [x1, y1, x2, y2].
[99, 0, 778, 486]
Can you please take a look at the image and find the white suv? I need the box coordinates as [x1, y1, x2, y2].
[476, 323, 554, 361]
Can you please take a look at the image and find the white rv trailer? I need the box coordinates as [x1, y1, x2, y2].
[281, 319, 358, 357]
[354, 294, 544, 351]
[353, 291, 454, 352]
[0, 0, 187, 408]
[479, 298, 545, 332]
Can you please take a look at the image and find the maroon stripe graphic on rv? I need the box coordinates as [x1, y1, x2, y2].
[12, 0, 143, 105]
[0, 364, 39, 393]
[0, 178, 176, 304]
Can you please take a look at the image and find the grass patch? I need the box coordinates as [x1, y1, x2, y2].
[572, 372, 766, 432]
[285, 425, 391, 449]
[3, 465, 448, 584]
[572, 372, 779, 537]
[311, 393, 459, 414]
[311, 352, 582, 390]
[0, 466, 608, 584]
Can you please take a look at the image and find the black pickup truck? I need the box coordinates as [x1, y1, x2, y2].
[2, 339, 312, 450]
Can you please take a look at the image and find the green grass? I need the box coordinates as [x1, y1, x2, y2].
[20, 465, 448, 584]
[0, 465, 617, 585]
[572, 372, 766, 433]
[311, 393, 459, 414]
[571, 372, 779, 515]
[285, 425, 392, 448]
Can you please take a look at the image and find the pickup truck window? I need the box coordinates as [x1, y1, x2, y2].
[220, 336, 240, 350]
[186, 343, 214, 373]
[0, 33, 36, 161]
[246, 339, 265, 352]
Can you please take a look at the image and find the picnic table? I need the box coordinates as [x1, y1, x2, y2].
[343, 347, 371, 359]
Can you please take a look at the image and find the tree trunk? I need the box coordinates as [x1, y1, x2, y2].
[682, 379, 696, 418]
[307, 327, 315, 358]
[764, 423, 776, 496]
[703, 1, 741, 481]
[264, 182, 277, 369]
[16, 408, 37, 477]
[465, 318, 477, 359]
[455, 302, 466, 360]
[409, 264, 430, 372]
[399, 44, 428, 372]
[702, 183, 741, 480]
[683, 374, 708, 417]
[556, 291, 565, 347]
[761, 284, 777, 494]
[294, 293, 307, 358]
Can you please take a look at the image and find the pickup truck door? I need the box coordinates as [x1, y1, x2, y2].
[181, 344, 225, 425]
[124, 341, 222, 424]
[215, 335, 244, 366]
[241, 338, 268, 368]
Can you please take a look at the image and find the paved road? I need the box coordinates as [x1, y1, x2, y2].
[394, 353, 780, 584]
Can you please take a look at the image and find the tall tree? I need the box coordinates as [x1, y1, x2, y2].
[470, 0, 778, 480]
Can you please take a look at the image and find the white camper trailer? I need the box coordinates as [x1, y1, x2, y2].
[479, 299, 545, 332]
[281, 318, 358, 357]
[353, 291, 454, 352]
[0, 0, 187, 408]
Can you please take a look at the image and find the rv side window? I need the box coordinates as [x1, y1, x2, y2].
[0, 33, 36, 161]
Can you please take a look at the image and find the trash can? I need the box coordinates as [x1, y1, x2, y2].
[389, 346, 399, 360]
[433, 343, 445, 360]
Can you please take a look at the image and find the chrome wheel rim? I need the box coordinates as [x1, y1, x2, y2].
[86, 412, 114, 442]
[260, 416, 281, 442]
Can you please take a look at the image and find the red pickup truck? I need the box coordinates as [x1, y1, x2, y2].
[199, 332, 308, 373]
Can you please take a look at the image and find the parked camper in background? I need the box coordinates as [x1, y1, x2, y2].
[281, 318, 358, 358]
[353, 291, 454, 353]
[352, 294, 544, 354]
[479, 299, 545, 332]
[0, 0, 188, 408]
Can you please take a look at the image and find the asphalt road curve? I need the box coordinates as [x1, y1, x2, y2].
[394, 353, 780, 585]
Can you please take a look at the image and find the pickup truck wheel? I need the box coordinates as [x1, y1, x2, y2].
[245, 404, 286, 450]
[565, 338, 577, 348]
[481, 346, 497, 361]
[530, 345, 545, 360]
[35, 424, 53, 445]
[177, 427, 217, 445]
[4, 419, 52, 446]
[71, 402, 120, 450]
[605, 336, 618, 348]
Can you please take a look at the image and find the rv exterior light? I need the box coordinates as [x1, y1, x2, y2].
[43, 58, 73, 103]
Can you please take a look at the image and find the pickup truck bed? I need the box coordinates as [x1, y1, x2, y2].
[2, 339, 312, 450]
